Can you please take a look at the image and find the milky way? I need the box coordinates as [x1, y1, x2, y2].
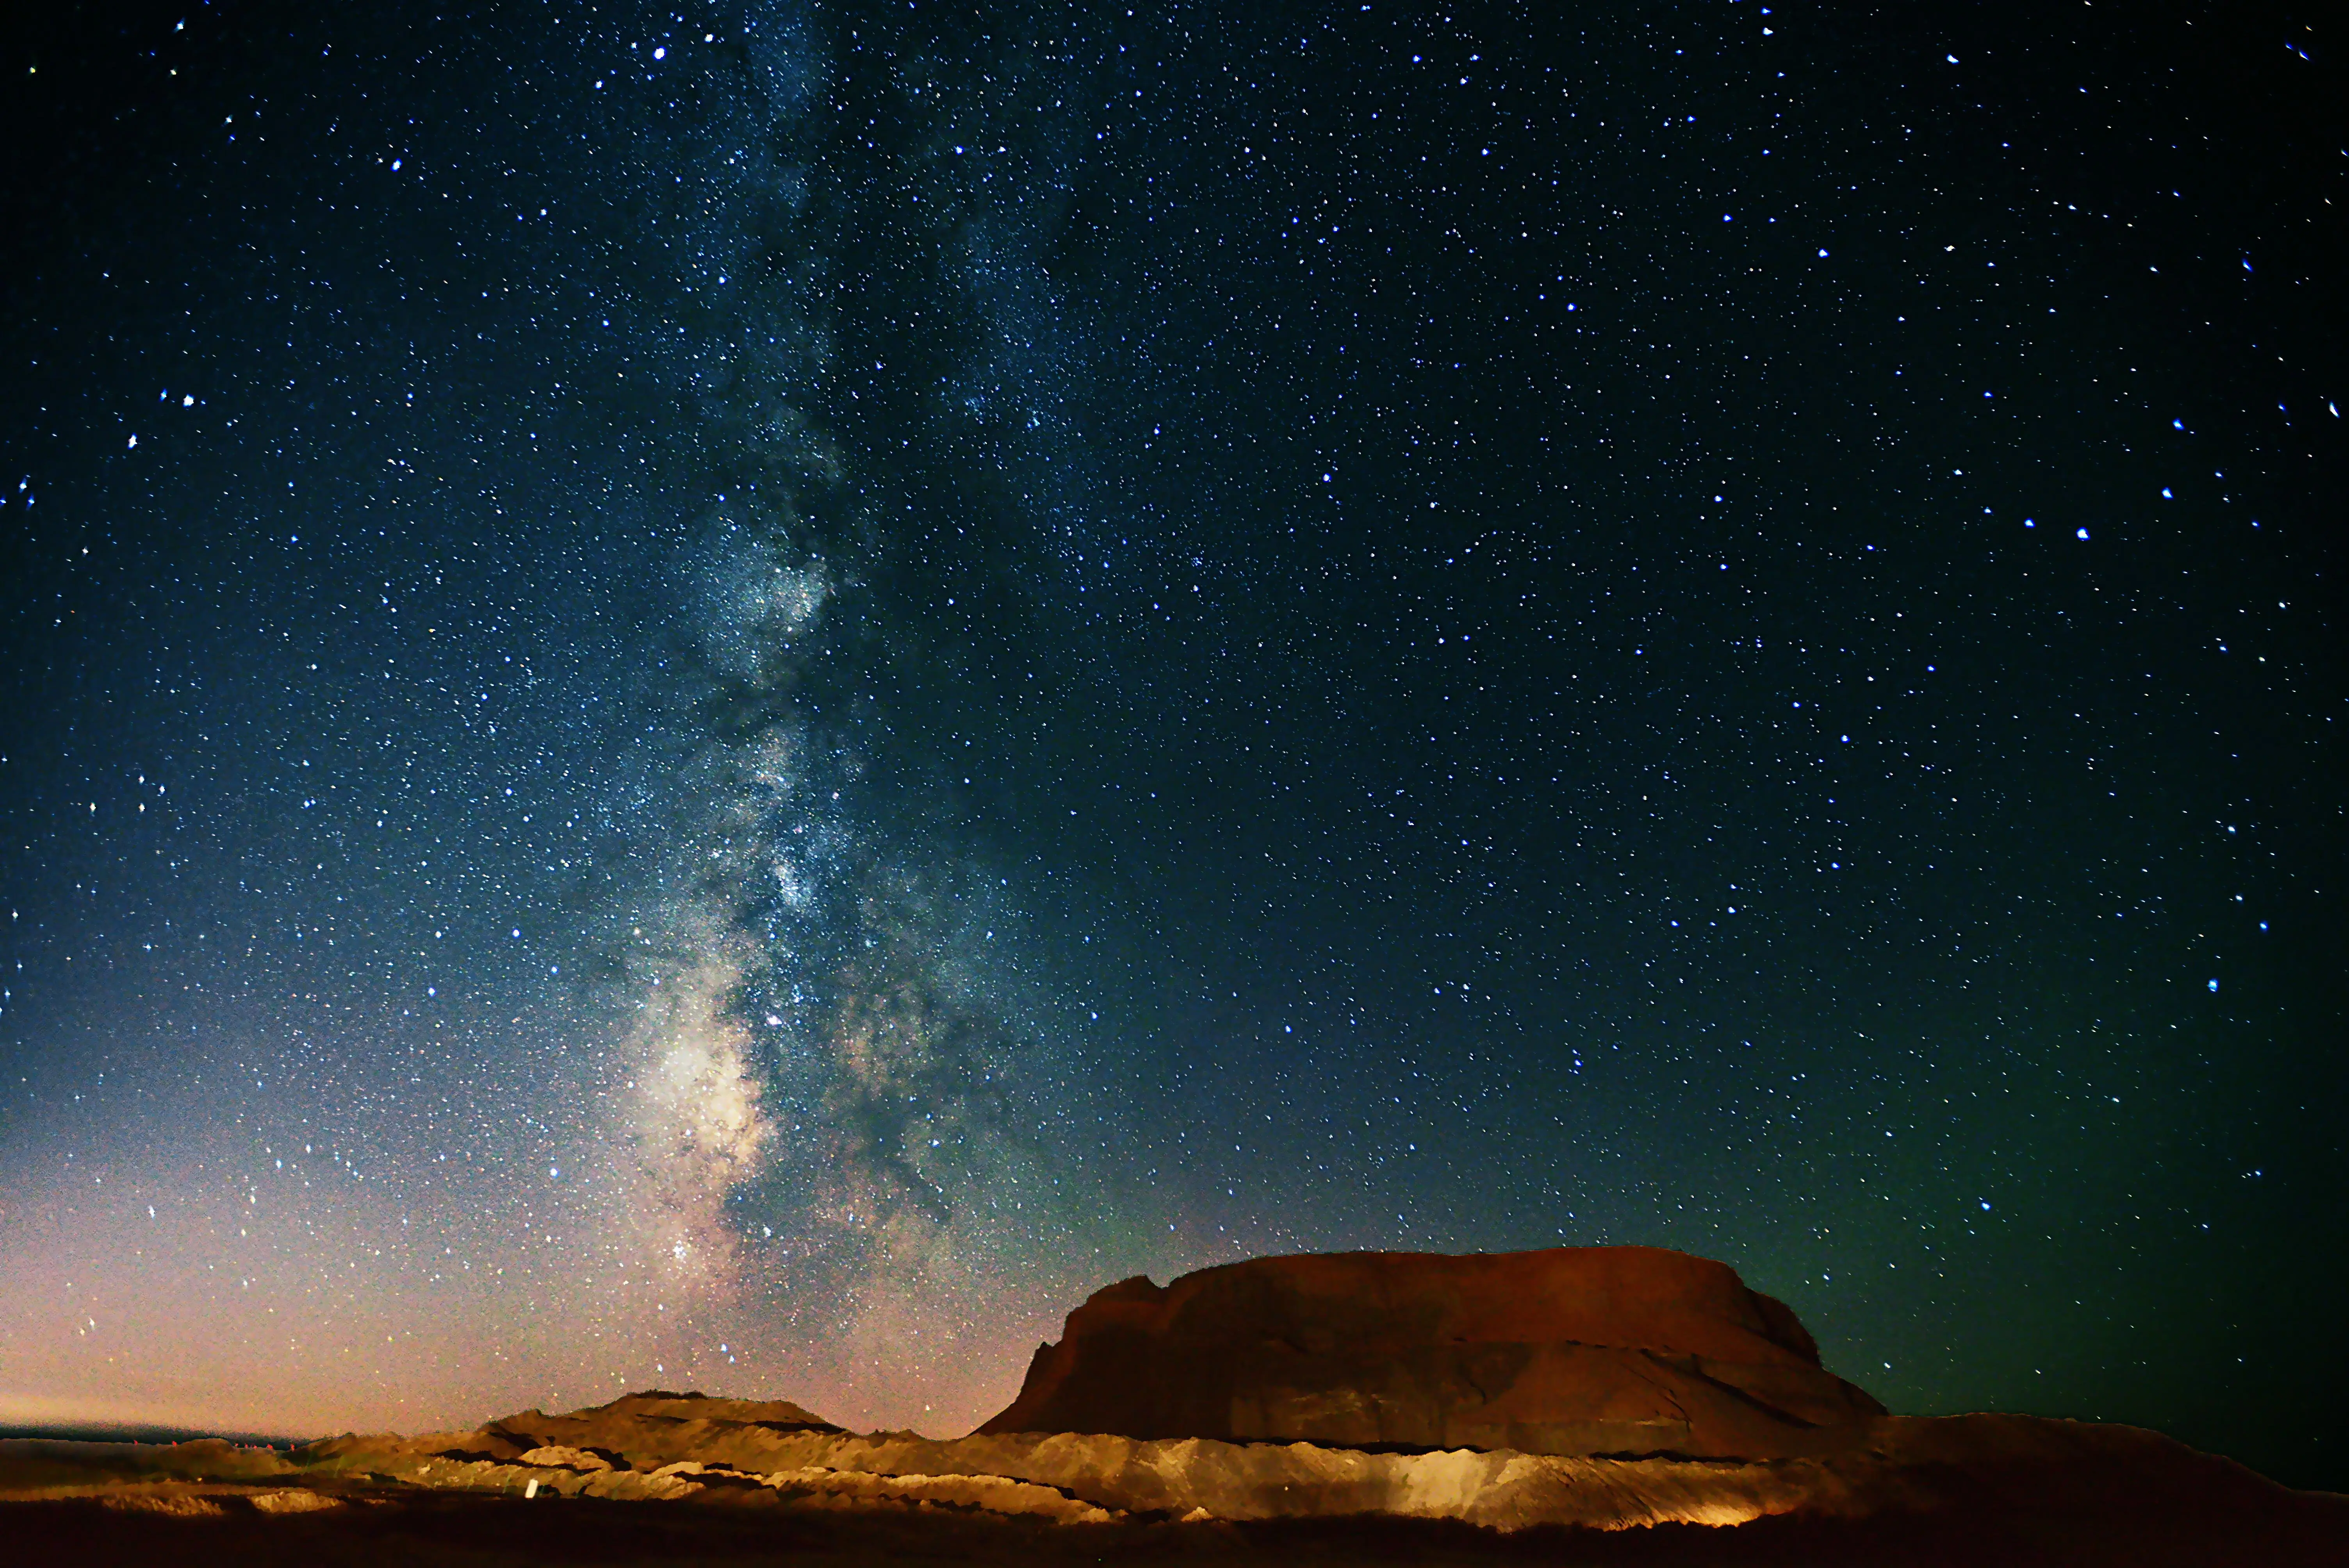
[2, 0, 2344, 1486]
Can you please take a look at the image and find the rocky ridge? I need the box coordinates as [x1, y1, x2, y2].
[241, 1389, 2314, 1538]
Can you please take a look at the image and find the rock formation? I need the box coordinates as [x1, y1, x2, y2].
[978, 1244, 1885, 1459]
[7, 1251, 2344, 1563]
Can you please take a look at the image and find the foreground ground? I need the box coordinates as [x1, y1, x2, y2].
[7, 1390, 2345, 1566]
[10, 1474, 2349, 1567]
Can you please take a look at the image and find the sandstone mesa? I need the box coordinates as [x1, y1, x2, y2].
[5, 1245, 2343, 1563]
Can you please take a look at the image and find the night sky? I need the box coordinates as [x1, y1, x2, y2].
[4, 0, 2344, 1489]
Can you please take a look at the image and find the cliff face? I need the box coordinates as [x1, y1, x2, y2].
[977, 1245, 1885, 1459]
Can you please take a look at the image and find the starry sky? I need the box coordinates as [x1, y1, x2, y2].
[3, 0, 2343, 1488]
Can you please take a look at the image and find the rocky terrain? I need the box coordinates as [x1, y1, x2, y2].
[6, 1246, 2344, 1564]
[981, 1245, 1886, 1459]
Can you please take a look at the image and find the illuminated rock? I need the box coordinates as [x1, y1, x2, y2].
[977, 1245, 1885, 1459]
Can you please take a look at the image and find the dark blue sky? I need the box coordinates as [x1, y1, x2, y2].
[2, 0, 2342, 1486]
